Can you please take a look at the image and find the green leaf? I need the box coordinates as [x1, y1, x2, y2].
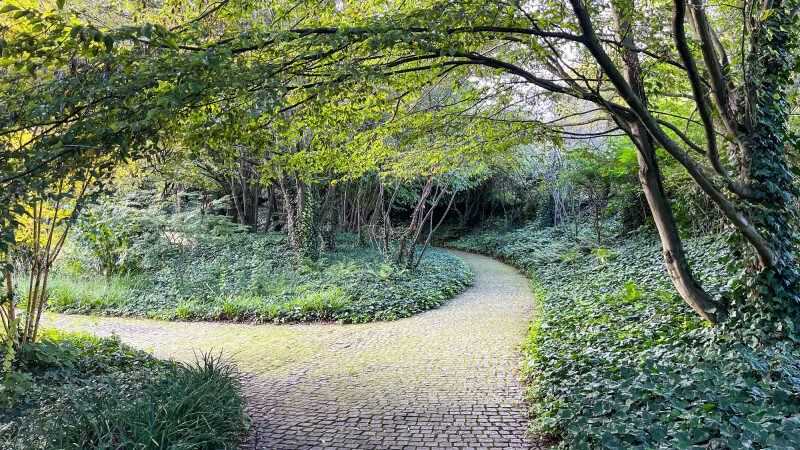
[70, 25, 82, 38]
[163, 38, 178, 50]
[0, 4, 20, 14]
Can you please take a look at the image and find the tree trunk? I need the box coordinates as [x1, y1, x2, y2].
[229, 175, 245, 226]
[295, 175, 319, 259]
[277, 174, 298, 251]
[612, 0, 724, 323]
[263, 186, 275, 233]
[174, 183, 182, 214]
[395, 177, 433, 267]
[635, 128, 724, 322]
[319, 181, 337, 252]
[414, 189, 457, 269]
[733, 1, 800, 324]
[4, 252, 14, 337]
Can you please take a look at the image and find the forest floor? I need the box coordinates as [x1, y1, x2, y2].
[46, 250, 542, 450]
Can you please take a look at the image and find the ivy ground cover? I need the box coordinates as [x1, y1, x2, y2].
[45, 233, 473, 324]
[450, 224, 800, 448]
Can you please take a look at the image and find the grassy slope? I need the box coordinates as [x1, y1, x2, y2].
[450, 224, 800, 448]
[1, 331, 247, 449]
[47, 233, 473, 323]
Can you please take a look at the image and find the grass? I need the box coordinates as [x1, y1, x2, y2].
[45, 233, 473, 323]
[45, 274, 138, 311]
[0, 331, 247, 449]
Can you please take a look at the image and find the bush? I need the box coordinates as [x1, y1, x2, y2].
[0, 332, 247, 449]
[450, 224, 800, 448]
[49, 233, 473, 324]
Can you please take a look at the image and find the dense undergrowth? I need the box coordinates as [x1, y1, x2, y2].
[0, 331, 247, 449]
[46, 233, 472, 323]
[450, 222, 800, 448]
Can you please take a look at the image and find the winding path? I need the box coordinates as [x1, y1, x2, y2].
[48, 250, 539, 449]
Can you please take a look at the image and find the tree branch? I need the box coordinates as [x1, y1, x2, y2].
[673, 0, 750, 197]
[568, 0, 776, 267]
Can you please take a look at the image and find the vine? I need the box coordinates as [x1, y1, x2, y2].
[727, 2, 800, 339]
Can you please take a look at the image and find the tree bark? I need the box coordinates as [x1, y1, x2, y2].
[611, 0, 725, 323]
[263, 185, 275, 233]
[294, 174, 319, 259]
[277, 174, 298, 250]
[569, 0, 778, 270]
[395, 177, 433, 267]
[4, 253, 13, 333]
[319, 181, 337, 252]
[633, 124, 724, 322]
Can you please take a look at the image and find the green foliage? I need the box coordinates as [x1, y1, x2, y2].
[44, 273, 138, 311]
[451, 224, 800, 448]
[50, 233, 473, 324]
[1, 331, 247, 449]
[724, 2, 800, 338]
[71, 201, 134, 274]
[60, 193, 249, 276]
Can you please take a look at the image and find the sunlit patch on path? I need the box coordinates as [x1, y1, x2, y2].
[49, 250, 540, 449]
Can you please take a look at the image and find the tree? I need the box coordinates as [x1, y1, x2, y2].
[565, 145, 617, 245]
[205, 0, 798, 328]
[2, 167, 93, 348]
[3, 0, 799, 331]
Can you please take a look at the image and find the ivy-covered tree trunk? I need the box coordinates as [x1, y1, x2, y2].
[277, 174, 299, 251]
[295, 176, 319, 260]
[318, 181, 337, 253]
[560, 0, 800, 328]
[731, 4, 800, 331]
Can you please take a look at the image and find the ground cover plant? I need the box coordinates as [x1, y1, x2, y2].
[47, 232, 472, 324]
[451, 224, 800, 448]
[0, 331, 247, 449]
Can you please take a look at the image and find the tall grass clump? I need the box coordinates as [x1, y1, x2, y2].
[1, 333, 248, 449]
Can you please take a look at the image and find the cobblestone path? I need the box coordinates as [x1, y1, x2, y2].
[49, 250, 539, 449]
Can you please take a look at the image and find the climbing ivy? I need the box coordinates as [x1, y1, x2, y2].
[726, 3, 800, 339]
